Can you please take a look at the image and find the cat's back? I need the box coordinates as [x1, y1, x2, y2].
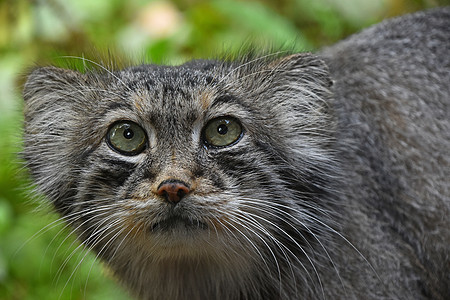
[320, 7, 449, 124]
[320, 7, 449, 202]
[320, 7, 449, 299]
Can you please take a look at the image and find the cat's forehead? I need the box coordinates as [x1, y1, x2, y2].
[113, 62, 237, 115]
[122, 60, 227, 89]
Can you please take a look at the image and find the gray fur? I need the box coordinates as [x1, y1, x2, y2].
[22, 7, 449, 300]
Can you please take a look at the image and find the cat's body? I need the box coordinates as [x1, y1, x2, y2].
[23, 7, 449, 300]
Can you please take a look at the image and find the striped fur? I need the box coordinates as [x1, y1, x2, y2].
[23, 8, 449, 300]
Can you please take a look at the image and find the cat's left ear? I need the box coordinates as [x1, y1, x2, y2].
[267, 53, 333, 97]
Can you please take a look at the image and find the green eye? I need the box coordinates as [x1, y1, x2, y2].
[203, 117, 243, 147]
[107, 121, 147, 155]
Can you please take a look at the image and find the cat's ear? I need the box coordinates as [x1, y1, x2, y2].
[240, 53, 335, 157]
[23, 66, 86, 104]
[22, 67, 87, 211]
[267, 53, 333, 97]
[242, 53, 333, 111]
[236, 53, 333, 108]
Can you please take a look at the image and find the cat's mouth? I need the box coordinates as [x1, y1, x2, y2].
[151, 216, 208, 232]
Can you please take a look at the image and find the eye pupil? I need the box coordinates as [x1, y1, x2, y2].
[217, 124, 228, 135]
[123, 128, 134, 139]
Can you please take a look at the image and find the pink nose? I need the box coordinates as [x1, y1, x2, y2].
[157, 180, 190, 204]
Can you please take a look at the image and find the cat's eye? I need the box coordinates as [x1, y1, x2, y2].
[106, 121, 147, 155]
[203, 117, 243, 148]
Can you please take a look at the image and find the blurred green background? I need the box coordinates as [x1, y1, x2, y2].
[0, 0, 448, 299]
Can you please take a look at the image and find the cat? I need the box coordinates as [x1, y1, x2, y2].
[22, 7, 449, 300]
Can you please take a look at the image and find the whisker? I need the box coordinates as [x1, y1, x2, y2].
[60, 56, 132, 93]
[59, 218, 124, 300]
[218, 214, 284, 295]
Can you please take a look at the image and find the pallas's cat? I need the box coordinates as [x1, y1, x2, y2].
[22, 8, 449, 300]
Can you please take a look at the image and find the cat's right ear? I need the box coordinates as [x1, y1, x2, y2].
[22, 67, 87, 211]
[23, 66, 89, 129]
[23, 66, 85, 105]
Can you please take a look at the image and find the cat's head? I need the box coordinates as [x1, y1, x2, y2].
[23, 53, 336, 283]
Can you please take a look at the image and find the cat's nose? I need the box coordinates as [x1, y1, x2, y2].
[157, 179, 191, 204]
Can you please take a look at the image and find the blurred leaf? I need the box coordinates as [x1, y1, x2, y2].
[0, 199, 13, 234]
[213, 0, 312, 50]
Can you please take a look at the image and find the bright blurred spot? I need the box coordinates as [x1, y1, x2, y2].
[117, 1, 184, 55]
[324, 0, 387, 25]
[137, 1, 182, 39]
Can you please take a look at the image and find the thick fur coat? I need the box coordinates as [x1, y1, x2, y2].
[23, 7, 449, 300]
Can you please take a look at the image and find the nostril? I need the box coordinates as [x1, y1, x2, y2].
[160, 190, 169, 199]
[157, 179, 191, 204]
[177, 189, 187, 199]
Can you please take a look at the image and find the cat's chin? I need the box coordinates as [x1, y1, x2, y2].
[150, 215, 208, 232]
[144, 215, 213, 252]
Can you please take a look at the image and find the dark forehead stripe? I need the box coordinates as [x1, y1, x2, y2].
[106, 100, 133, 111]
[209, 94, 241, 109]
[208, 93, 257, 116]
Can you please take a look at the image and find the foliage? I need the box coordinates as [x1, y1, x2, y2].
[0, 0, 447, 299]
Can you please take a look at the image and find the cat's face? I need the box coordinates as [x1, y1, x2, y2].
[23, 54, 336, 294]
